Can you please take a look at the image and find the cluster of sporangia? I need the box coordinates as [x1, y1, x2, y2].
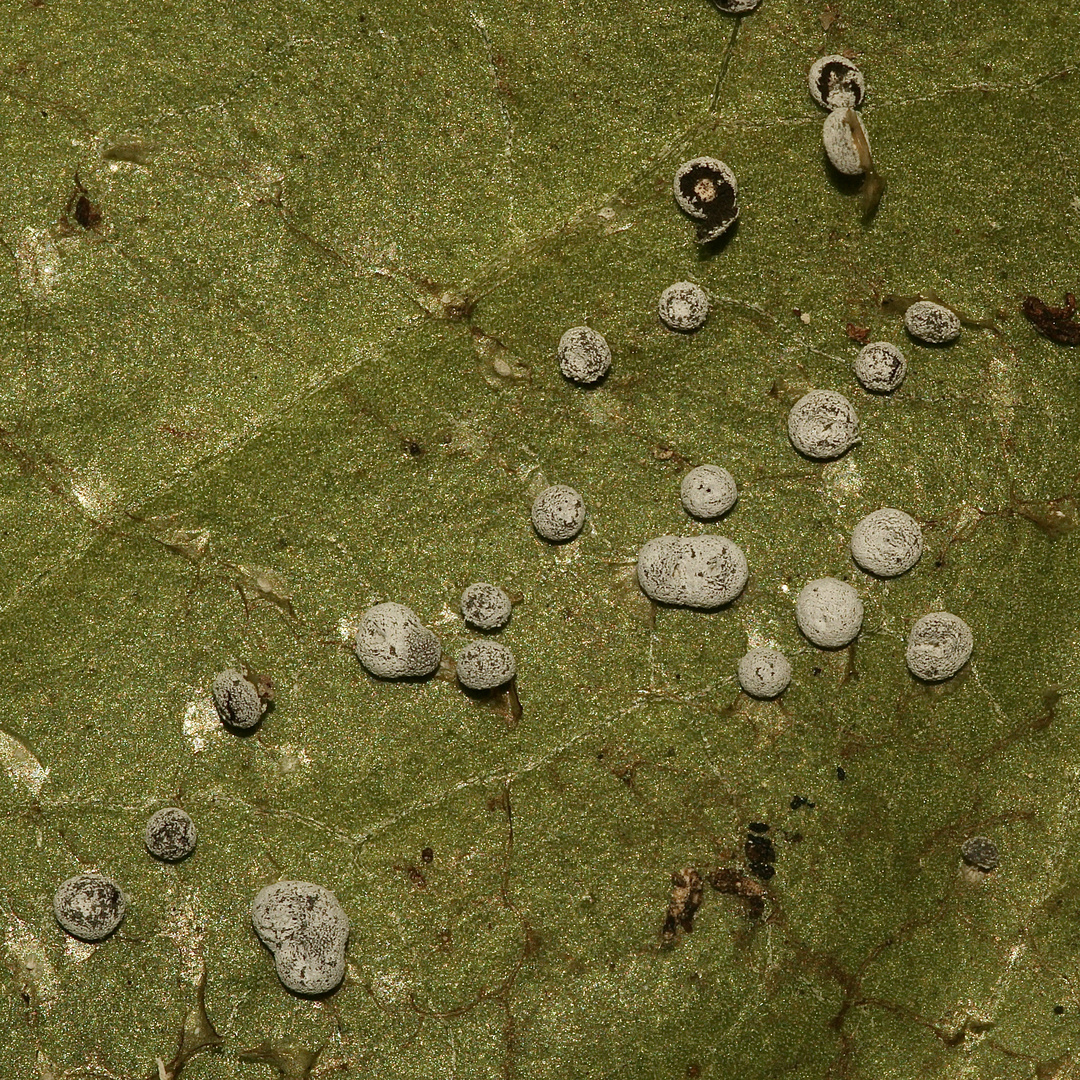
[49, 47, 994, 996]
[542, 57, 976, 700]
[51, 579, 521, 995]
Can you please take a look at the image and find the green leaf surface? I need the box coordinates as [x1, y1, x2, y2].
[1, 0, 1079, 1077]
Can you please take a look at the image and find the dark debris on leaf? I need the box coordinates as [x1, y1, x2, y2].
[709, 868, 766, 919]
[745, 832, 776, 879]
[1022, 292, 1080, 344]
[660, 868, 703, 947]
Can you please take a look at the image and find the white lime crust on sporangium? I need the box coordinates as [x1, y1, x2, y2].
[905, 612, 973, 682]
[460, 582, 512, 630]
[796, 577, 863, 648]
[145, 807, 197, 862]
[672, 157, 739, 244]
[808, 55, 865, 111]
[531, 484, 586, 542]
[822, 108, 871, 176]
[354, 602, 441, 678]
[558, 326, 611, 384]
[637, 535, 748, 608]
[658, 282, 709, 332]
[251, 880, 349, 995]
[456, 640, 516, 690]
[738, 647, 792, 699]
[904, 300, 961, 345]
[680, 464, 737, 520]
[850, 508, 923, 577]
[854, 341, 907, 393]
[787, 390, 860, 460]
[53, 873, 127, 942]
[211, 668, 269, 730]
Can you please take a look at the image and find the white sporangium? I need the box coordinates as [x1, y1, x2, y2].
[531, 484, 586, 542]
[455, 640, 517, 690]
[905, 612, 973, 681]
[904, 300, 962, 345]
[354, 602, 442, 679]
[251, 881, 349, 995]
[680, 464, 738, 521]
[637, 535, 748, 608]
[212, 666, 272, 730]
[460, 582, 512, 630]
[853, 341, 907, 393]
[787, 390, 860, 460]
[53, 874, 127, 942]
[737, 647, 792, 698]
[850, 508, 922, 577]
[658, 282, 709, 332]
[558, 326, 611, 384]
[145, 807, 197, 862]
[795, 577, 863, 648]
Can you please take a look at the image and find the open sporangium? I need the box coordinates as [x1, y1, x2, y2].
[673, 157, 739, 244]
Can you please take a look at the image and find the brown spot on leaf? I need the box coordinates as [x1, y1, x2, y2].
[63, 174, 102, 231]
[74, 194, 101, 229]
[1022, 292, 1080, 344]
[709, 867, 766, 919]
[660, 868, 703, 947]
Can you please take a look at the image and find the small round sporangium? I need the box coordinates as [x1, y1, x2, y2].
[460, 582, 512, 630]
[854, 341, 907, 393]
[54, 874, 127, 942]
[145, 807, 197, 862]
[738, 647, 792, 699]
[788, 391, 860, 460]
[680, 464, 737, 520]
[850, 508, 922, 577]
[531, 484, 586, 542]
[558, 326, 611, 384]
[456, 640, 516, 690]
[904, 300, 961, 345]
[796, 577, 863, 648]
[658, 282, 709, 332]
[212, 668, 266, 730]
[905, 612, 973, 681]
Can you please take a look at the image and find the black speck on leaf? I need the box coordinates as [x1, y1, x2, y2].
[74, 193, 102, 229]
